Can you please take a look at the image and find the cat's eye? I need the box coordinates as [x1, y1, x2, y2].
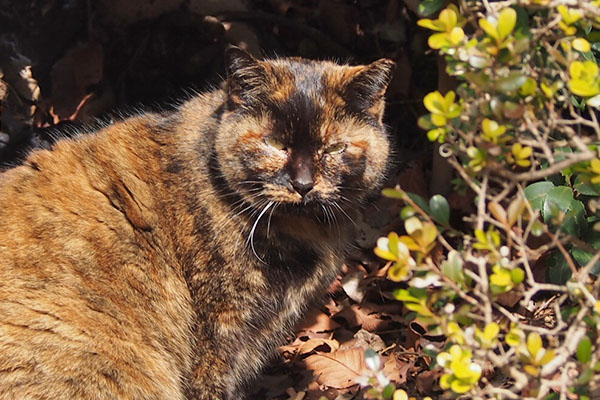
[265, 137, 287, 151]
[324, 143, 346, 154]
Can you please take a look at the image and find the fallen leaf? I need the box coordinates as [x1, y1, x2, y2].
[416, 368, 443, 395]
[297, 338, 340, 356]
[383, 355, 412, 384]
[297, 308, 340, 334]
[304, 348, 367, 389]
[341, 329, 385, 352]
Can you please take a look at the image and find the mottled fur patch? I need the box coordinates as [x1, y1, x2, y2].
[0, 48, 393, 400]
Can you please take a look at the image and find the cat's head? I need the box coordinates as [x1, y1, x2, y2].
[214, 48, 394, 221]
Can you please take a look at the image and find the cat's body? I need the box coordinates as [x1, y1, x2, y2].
[0, 49, 393, 399]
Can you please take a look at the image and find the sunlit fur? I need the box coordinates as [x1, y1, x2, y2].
[0, 49, 393, 400]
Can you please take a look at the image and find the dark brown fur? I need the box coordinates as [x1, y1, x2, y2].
[0, 49, 393, 399]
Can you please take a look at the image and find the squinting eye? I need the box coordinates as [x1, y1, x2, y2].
[324, 142, 346, 154]
[265, 137, 287, 151]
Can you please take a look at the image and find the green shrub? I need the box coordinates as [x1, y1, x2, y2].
[370, 1, 600, 398]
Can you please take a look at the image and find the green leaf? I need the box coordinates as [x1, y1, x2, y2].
[574, 175, 600, 196]
[543, 187, 574, 214]
[542, 186, 585, 235]
[429, 194, 450, 225]
[577, 336, 592, 363]
[511, 268, 525, 285]
[571, 246, 600, 276]
[547, 250, 572, 284]
[393, 288, 421, 303]
[563, 198, 586, 236]
[418, 0, 445, 16]
[495, 72, 527, 93]
[578, 368, 594, 385]
[382, 383, 396, 399]
[407, 192, 431, 215]
[401, 206, 416, 219]
[382, 187, 403, 199]
[418, 114, 435, 130]
[531, 219, 545, 237]
[497, 8, 517, 40]
[525, 181, 556, 210]
[442, 251, 465, 286]
[514, 6, 531, 37]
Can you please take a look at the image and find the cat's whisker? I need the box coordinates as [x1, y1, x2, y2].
[337, 185, 365, 192]
[332, 202, 358, 228]
[320, 204, 330, 227]
[247, 201, 274, 264]
[328, 204, 341, 234]
[266, 202, 278, 239]
[337, 196, 363, 214]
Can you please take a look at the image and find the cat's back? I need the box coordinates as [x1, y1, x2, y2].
[0, 110, 199, 399]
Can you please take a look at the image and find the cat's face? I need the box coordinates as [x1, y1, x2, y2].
[215, 48, 393, 221]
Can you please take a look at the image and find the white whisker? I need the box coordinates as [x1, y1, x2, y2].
[333, 202, 358, 228]
[266, 202, 278, 239]
[248, 201, 274, 264]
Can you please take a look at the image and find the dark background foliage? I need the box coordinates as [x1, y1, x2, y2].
[0, 0, 436, 167]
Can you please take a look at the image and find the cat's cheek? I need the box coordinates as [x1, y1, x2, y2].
[312, 178, 337, 199]
[362, 141, 389, 187]
[249, 151, 287, 176]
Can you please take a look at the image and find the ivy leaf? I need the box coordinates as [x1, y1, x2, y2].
[429, 194, 450, 225]
[547, 250, 572, 284]
[418, 0, 445, 17]
[571, 229, 600, 275]
[525, 181, 555, 210]
[574, 175, 600, 196]
[571, 247, 600, 275]
[542, 186, 585, 235]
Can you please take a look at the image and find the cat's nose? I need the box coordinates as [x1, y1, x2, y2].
[292, 175, 314, 196]
[291, 153, 314, 196]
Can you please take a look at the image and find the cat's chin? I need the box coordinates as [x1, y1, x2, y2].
[276, 201, 339, 222]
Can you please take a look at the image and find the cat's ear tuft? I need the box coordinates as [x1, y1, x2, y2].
[345, 59, 395, 121]
[225, 47, 268, 109]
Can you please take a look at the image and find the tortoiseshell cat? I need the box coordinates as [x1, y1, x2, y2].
[0, 48, 393, 399]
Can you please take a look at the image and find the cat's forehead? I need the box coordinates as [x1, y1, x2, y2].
[261, 59, 356, 139]
[267, 58, 355, 96]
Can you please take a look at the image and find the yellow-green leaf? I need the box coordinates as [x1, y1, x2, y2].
[479, 18, 498, 40]
[569, 79, 600, 97]
[573, 38, 591, 52]
[417, 18, 444, 31]
[423, 91, 445, 114]
[497, 8, 517, 40]
[484, 322, 499, 342]
[527, 332, 543, 359]
[438, 8, 458, 31]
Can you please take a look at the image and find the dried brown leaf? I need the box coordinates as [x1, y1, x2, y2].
[296, 338, 340, 355]
[304, 348, 367, 389]
[297, 308, 340, 334]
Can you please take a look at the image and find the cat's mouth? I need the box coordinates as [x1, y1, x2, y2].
[275, 200, 346, 224]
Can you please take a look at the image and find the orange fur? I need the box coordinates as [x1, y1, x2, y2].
[0, 49, 394, 399]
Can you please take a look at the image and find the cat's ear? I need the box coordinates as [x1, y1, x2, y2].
[345, 59, 395, 121]
[225, 47, 268, 109]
